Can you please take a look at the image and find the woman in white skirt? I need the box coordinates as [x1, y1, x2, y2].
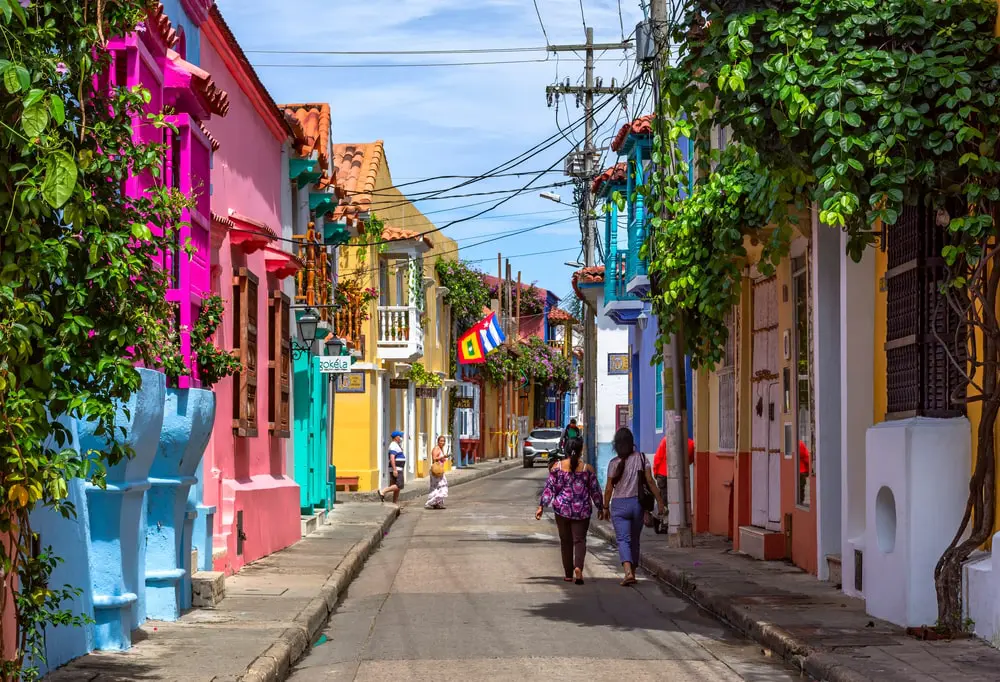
[426, 435, 449, 509]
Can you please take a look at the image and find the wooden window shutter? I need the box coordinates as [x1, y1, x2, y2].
[268, 291, 291, 437]
[884, 200, 966, 419]
[232, 268, 260, 436]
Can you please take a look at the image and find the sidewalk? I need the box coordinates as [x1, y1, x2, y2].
[338, 457, 522, 504]
[44, 504, 397, 682]
[590, 523, 1000, 682]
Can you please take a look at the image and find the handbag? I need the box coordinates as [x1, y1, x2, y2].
[637, 453, 655, 513]
[431, 461, 445, 477]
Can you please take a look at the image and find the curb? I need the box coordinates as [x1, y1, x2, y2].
[340, 460, 523, 504]
[589, 521, 869, 682]
[236, 507, 399, 682]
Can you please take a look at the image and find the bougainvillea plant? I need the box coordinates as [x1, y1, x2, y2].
[435, 258, 490, 329]
[405, 362, 443, 389]
[485, 278, 545, 318]
[645, 0, 1000, 631]
[192, 296, 241, 388]
[0, 2, 198, 678]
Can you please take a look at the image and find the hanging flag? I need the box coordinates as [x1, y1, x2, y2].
[457, 312, 506, 364]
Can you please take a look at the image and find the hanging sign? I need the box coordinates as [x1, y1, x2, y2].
[336, 372, 366, 393]
[390, 378, 409, 390]
[416, 387, 437, 398]
[454, 397, 474, 409]
[318, 356, 352, 374]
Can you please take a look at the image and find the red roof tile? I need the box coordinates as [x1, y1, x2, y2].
[166, 48, 230, 117]
[591, 163, 627, 195]
[611, 114, 655, 152]
[333, 141, 385, 224]
[281, 103, 332, 173]
[547, 307, 575, 324]
[572, 265, 605, 301]
[207, 5, 294, 138]
[382, 225, 432, 248]
[146, 3, 179, 51]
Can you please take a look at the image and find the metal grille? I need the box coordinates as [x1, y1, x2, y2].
[884, 202, 966, 418]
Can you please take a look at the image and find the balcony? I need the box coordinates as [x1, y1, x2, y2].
[293, 229, 333, 324]
[604, 251, 644, 325]
[377, 305, 424, 361]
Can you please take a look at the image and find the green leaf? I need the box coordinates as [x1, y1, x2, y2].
[15, 65, 29, 91]
[49, 94, 65, 125]
[22, 102, 49, 138]
[844, 112, 862, 127]
[0, 0, 10, 22]
[41, 150, 78, 209]
[4, 66, 20, 93]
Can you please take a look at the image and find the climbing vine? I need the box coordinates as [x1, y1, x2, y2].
[356, 212, 386, 265]
[405, 362, 443, 389]
[435, 258, 490, 329]
[0, 2, 190, 678]
[480, 338, 574, 392]
[646, 0, 1000, 631]
[191, 296, 241, 388]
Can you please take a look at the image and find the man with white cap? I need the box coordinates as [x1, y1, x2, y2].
[378, 430, 406, 503]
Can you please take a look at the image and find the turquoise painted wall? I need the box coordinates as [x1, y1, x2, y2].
[293, 355, 330, 513]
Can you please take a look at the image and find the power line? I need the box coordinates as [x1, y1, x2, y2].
[255, 58, 554, 69]
[532, 0, 550, 44]
[245, 46, 550, 55]
[578, 0, 588, 29]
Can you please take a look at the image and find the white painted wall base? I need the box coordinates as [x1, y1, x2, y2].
[864, 417, 970, 627]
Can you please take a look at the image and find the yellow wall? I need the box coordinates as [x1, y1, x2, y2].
[332, 149, 457, 489]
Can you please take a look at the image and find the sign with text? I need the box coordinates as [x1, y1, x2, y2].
[415, 387, 437, 399]
[453, 397, 474, 409]
[389, 378, 409, 390]
[607, 353, 630, 375]
[335, 372, 365, 394]
[616, 404, 629, 431]
[318, 356, 352, 374]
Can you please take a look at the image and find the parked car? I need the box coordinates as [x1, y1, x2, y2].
[522, 428, 563, 468]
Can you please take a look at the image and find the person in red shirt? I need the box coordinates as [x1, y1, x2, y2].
[651, 437, 695, 514]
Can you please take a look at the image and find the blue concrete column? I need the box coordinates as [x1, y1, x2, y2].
[189, 458, 216, 572]
[145, 387, 215, 621]
[78, 368, 166, 651]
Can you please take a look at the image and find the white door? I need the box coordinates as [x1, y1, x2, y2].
[750, 277, 782, 531]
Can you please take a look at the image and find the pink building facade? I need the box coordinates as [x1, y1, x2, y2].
[200, 6, 300, 575]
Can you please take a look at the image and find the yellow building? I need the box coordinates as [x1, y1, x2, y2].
[329, 141, 455, 491]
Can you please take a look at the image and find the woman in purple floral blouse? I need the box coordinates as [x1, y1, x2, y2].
[535, 438, 604, 584]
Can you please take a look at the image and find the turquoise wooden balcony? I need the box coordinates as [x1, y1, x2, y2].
[600, 176, 644, 325]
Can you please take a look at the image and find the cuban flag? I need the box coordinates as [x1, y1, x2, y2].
[457, 312, 506, 364]
[479, 312, 505, 353]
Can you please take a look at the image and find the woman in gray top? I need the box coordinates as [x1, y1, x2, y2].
[602, 427, 665, 585]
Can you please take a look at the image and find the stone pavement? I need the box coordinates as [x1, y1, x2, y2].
[44, 504, 398, 682]
[337, 457, 522, 504]
[589, 524, 1000, 682]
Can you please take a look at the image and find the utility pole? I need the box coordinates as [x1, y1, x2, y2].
[546, 29, 630, 465]
[649, 0, 693, 547]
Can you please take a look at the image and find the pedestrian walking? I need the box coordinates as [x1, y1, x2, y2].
[426, 435, 450, 509]
[535, 437, 603, 585]
[378, 431, 406, 504]
[602, 427, 665, 586]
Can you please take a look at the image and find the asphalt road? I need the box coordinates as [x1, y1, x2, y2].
[288, 467, 803, 681]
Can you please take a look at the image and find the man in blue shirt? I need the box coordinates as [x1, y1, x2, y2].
[378, 431, 406, 503]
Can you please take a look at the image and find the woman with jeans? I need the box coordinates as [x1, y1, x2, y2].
[602, 427, 665, 586]
[535, 438, 603, 584]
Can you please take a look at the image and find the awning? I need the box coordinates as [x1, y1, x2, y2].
[264, 246, 303, 280]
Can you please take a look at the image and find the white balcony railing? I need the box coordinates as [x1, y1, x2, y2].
[377, 305, 424, 360]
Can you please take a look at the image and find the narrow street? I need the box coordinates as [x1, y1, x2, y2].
[289, 468, 802, 681]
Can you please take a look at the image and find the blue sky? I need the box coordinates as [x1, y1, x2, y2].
[215, 0, 651, 300]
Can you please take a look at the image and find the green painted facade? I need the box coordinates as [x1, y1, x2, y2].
[293, 354, 331, 514]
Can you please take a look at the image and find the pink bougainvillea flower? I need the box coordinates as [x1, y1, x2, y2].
[55, 62, 69, 76]
[88, 329, 97, 339]
[135, 21, 146, 32]
[18, 0, 29, 7]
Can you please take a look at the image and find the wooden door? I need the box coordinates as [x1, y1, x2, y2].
[750, 277, 781, 531]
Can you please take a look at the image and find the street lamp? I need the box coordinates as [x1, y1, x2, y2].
[539, 191, 563, 204]
[325, 335, 346, 357]
[564, 260, 584, 268]
[291, 308, 320, 359]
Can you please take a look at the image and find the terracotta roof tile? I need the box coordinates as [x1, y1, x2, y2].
[591, 163, 627, 195]
[333, 141, 385, 224]
[547, 307, 575, 324]
[208, 5, 294, 137]
[572, 265, 605, 301]
[146, 3, 179, 51]
[166, 48, 229, 117]
[281, 103, 332, 173]
[382, 225, 432, 248]
[611, 114, 655, 152]
[197, 120, 220, 151]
